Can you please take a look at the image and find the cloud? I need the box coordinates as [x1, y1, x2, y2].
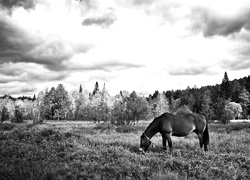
[82, 8, 117, 27]
[133, 0, 154, 6]
[67, 59, 144, 72]
[221, 45, 250, 71]
[0, 62, 68, 84]
[0, 0, 36, 10]
[191, 7, 250, 37]
[167, 59, 211, 76]
[0, 82, 37, 95]
[0, 12, 92, 71]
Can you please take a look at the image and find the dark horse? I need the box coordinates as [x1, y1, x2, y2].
[139, 113, 209, 153]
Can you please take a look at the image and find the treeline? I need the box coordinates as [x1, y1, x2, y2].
[162, 72, 250, 123]
[0, 72, 250, 124]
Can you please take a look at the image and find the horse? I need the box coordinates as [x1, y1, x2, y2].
[139, 112, 209, 153]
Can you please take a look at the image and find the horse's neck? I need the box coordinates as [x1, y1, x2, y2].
[145, 126, 157, 139]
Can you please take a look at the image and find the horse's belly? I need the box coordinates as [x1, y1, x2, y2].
[171, 125, 195, 136]
[172, 132, 190, 137]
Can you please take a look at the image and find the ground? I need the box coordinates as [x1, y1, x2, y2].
[0, 120, 250, 180]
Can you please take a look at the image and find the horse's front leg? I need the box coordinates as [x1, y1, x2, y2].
[162, 133, 172, 153]
[166, 133, 173, 153]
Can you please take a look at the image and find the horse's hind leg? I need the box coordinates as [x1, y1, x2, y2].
[197, 133, 204, 149]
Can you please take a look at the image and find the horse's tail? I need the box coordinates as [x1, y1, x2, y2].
[203, 122, 210, 146]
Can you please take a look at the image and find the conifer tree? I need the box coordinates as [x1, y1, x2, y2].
[92, 82, 99, 96]
[79, 85, 82, 93]
[221, 72, 231, 99]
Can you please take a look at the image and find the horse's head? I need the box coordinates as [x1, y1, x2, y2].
[139, 133, 151, 153]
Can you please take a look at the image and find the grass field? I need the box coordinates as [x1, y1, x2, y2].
[0, 120, 250, 180]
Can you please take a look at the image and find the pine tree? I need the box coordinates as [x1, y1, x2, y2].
[79, 85, 82, 93]
[32, 94, 36, 101]
[92, 82, 99, 96]
[245, 76, 250, 94]
[221, 72, 231, 99]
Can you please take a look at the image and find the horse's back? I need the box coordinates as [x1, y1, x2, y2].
[158, 113, 206, 136]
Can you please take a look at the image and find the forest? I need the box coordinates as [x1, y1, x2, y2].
[0, 72, 250, 124]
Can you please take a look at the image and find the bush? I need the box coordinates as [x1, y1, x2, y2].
[220, 110, 233, 124]
[0, 106, 9, 122]
[11, 107, 24, 123]
[0, 123, 16, 131]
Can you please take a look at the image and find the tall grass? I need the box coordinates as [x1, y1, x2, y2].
[0, 121, 249, 180]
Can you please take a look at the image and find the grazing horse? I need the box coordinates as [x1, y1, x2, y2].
[139, 113, 209, 153]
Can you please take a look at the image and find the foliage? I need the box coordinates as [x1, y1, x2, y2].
[0, 122, 16, 131]
[1, 72, 250, 123]
[175, 105, 192, 115]
[111, 91, 150, 125]
[0, 106, 9, 122]
[200, 90, 213, 120]
[238, 87, 250, 119]
[220, 109, 233, 124]
[11, 106, 24, 123]
[224, 102, 242, 120]
[221, 72, 231, 99]
[148, 91, 169, 118]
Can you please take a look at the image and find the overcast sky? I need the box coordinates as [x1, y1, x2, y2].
[1, 0, 250, 96]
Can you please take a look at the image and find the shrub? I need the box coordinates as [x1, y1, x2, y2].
[0, 106, 9, 122]
[220, 109, 233, 124]
[0, 123, 16, 131]
[11, 106, 24, 123]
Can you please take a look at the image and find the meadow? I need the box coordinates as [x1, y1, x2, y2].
[0, 120, 250, 180]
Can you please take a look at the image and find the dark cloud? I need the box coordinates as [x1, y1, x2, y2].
[82, 9, 117, 27]
[0, 0, 36, 10]
[0, 16, 92, 72]
[191, 7, 250, 37]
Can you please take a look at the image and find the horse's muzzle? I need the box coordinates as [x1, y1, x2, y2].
[139, 148, 145, 154]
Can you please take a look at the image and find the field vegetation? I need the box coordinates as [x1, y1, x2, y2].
[1, 120, 249, 180]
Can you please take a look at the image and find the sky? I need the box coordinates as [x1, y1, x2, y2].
[1, 0, 250, 96]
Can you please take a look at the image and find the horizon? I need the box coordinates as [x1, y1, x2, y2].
[1, 0, 250, 97]
[1, 72, 249, 98]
